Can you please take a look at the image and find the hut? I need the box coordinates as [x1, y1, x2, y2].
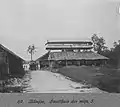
[0, 44, 25, 79]
[36, 40, 108, 69]
[36, 52, 50, 69]
[48, 51, 108, 68]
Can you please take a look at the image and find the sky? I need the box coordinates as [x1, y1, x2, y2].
[0, 0, 120, 60]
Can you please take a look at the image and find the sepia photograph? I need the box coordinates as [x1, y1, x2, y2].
[0, 0, 120, 95]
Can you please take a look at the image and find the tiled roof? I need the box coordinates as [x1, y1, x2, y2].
[48, 51, 108, 60]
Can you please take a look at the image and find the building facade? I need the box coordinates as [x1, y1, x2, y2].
[36, 40, 108, 69]
[0, 44, 25, 79]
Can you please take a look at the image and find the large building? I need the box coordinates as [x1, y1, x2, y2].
[0, 44, 25, 79]
[36, 40, 108, 69]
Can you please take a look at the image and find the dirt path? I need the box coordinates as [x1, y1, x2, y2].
[24, 70, 105, 93]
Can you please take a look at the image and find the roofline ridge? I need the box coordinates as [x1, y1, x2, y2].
[0, 44, 24, 61]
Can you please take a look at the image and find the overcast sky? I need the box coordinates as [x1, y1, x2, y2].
[0, 0, 120, 60]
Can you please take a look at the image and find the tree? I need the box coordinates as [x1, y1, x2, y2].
[27, 44, 37, 61]
[91, 34, 106, 54]
[118, 40, 120, 45]
[104, 40, 120, 68]
[113, 41, 118, 48]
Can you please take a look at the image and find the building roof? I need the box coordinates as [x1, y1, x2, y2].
[0, 44, 24, 61]
[46, 45, 93, 50]
[48, 51, 109, 60]
[36, 52, 49, 61]
[45, 40, 93, 45]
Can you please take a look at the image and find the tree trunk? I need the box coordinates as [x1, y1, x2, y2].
[31, 53, 32, 61]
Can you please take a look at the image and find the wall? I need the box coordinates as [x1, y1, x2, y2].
[7, 53, 25, 76]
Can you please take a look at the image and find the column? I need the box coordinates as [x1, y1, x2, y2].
[48, 60, 51, 68]
[66, 60, 68, 66]
[78, 60, 81, 66]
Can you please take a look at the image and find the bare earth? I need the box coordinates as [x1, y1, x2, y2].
[24, 70, 106, 93]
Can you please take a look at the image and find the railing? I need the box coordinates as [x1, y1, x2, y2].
[46, 45, 93, 49]
[45, 41, 93, 45]
[47, 44, 93, 46]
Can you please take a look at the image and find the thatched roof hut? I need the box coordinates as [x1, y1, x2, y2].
[48, 51, 108, 61]
[36, 40, 109, 68]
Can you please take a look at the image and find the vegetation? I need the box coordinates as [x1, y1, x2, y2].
[57, 34, 120, 93]
[91, 34, 107, 54]
[58, 66, 120, 93]
[27, 44, 37, 61]
[91, 34, 120, 68]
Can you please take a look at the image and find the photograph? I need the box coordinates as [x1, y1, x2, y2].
[0, 0, 120, 94]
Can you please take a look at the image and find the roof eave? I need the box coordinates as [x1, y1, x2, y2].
[0, 44, 24, 61]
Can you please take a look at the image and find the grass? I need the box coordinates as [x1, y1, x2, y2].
[58, 66, 120, 93]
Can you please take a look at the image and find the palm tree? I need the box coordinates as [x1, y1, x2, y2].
[27, 44, 36, 61]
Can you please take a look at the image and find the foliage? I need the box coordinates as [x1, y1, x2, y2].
[91, 34, 107, 54]
[27, 44, 37, 61]
[91, 34, 120, 68]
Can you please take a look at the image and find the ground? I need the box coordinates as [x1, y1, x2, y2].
[58, 66, 120, 93]
[23, 70, 105, 93]
[1, 66, 116, 93]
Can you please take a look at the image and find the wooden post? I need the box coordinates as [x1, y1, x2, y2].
[79, 60, 80, 66]
[66, 60, 68, 66]
[49, 60, 53, 71]
[6, 55, 9, 74]
[48, 60, 51, 68]
[39, 61, 41, 69]
[105, 60, 107, 65]
[6, 63, 9, 74]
